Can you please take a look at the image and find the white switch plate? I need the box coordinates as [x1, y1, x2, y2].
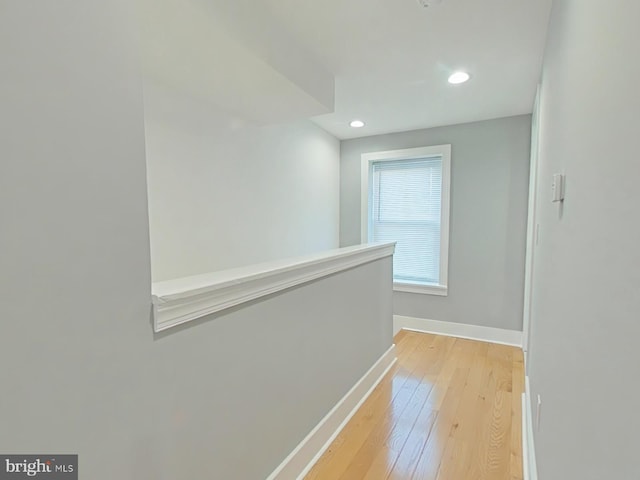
[551, 173, 565, 202]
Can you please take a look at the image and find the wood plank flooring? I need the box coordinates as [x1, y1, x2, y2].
[305, 330, 525, 480]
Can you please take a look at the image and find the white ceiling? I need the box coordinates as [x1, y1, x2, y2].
[136, 0, 335, 124]
[136, 0, 552, 139]
[264, 0, 553, 139]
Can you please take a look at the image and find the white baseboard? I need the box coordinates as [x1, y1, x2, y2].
[522, 376, 538, 480]
[265, 344, 397, 480]
[394, 315, 523, 347]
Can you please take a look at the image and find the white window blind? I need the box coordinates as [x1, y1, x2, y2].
[369, 157, 443, 285]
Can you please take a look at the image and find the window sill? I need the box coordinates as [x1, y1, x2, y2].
[393, 282, 448, 296]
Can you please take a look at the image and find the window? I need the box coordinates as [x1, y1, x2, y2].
[361, 145, 451, 296]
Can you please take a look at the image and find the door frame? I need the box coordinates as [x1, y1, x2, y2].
[522, 84, 541, 368]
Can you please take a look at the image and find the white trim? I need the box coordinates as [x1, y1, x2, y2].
[360, 145, 451, 295]
[393, 282, 448, 296]
[439, 147, 451, 288]
[266, 344, 397, 480]
[152, 242, 395, 332]
[523, 84, 542, 363]
[522, 376, 538, 480]
[393, 315, 523, 347]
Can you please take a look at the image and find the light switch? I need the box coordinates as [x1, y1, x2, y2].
[551, 173, 564, 202]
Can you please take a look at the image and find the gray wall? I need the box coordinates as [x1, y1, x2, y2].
[144, 82, 340, 282]
[528, 1, 640, 478]
[0, 3, 392, 479]
[341, 116, 531, 331]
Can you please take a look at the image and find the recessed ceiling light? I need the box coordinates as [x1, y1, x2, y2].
[350, 120, 365, 128]
[448, 71, 470, 84]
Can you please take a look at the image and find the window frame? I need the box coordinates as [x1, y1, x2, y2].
[361, 145, 451, 296]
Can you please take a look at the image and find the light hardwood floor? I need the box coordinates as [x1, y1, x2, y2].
[305, 330, 524, 480]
